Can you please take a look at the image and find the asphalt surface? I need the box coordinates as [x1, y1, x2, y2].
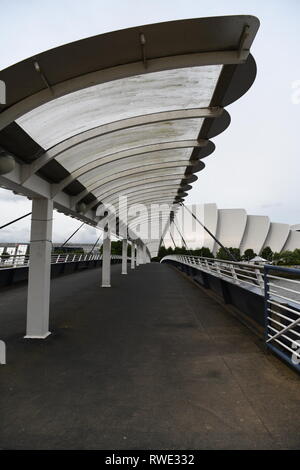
[0, 262, 300, 449]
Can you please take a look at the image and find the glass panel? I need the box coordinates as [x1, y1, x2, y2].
[17, 65, 222, 149]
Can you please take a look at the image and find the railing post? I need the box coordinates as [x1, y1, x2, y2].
[25, 198, 53, 339]
[216, 262, 221, 276]
[263, 266, 270, 345]
[255, 268, 265, 293]
[230, 265, 239, 284]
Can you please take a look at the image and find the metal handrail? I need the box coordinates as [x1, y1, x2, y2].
[264, 266, 300, 370]
[161, 254, 266, 293]
[0, 252, 123, 269]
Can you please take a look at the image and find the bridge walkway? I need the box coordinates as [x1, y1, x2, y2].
[0, 263, 300, 449]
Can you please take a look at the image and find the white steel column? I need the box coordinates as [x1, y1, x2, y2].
[136, 245, 139, 266]
[25, 198, 53, 339]
[131, 242, 135, 269]
[139, 246, 144, 265]
[102, 228, 111, 287]
[143, 245, 147, 264]
[122, 238, 128, 275]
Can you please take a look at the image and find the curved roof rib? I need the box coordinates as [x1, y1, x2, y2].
[0, 16, 259, 254]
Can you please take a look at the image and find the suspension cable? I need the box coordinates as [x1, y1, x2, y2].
[169, 230, 177, 249]
[89, 234, 103, 254]
[0, 212, 32, 230]
[180, 202, 237, 262]
[60, 222, 85, 247]
[172, 218, 190, 252]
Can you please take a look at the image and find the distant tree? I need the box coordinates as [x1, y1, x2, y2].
[243, 248, 256, 261]
[174, 246, 187, 255]
[156, 246, 168, 260]
[111, 241, 122, 255]
[276, 250, 300, 266]
[216, 247, 230, 260]
[272, 252, 281, 264]
[200, 247, 214, 258]
[294, 249, 300, 264]
[261, 246, 273, 261]
[99, 240, 122, 255]
[216, 247, 241, 261]
[230, 248, 242, 261]
[0, 252, 10, 261]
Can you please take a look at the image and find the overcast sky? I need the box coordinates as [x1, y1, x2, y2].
[0, 0, 299, 243]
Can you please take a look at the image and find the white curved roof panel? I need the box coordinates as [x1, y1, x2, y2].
[16, 66, 221, 149]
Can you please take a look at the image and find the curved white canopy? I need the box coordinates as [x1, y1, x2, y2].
[0, 16, 259, 256]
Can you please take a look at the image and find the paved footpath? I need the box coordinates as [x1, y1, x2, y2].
[0, 262, 300, 449]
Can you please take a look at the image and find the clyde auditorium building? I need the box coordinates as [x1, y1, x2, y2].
[164, 203, 300, 255]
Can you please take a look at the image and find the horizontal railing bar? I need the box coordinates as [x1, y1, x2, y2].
[268, 326, 300, 349]
[265, 265, 300, 275]
[268, 282, 300, 295]
[267, 299, 300, 315]
[267, 332, 300, 358]
[267, 274, 300, 285]
[268, 317, 300, 339]
[269, 290, 300, 306]
[268, 307, 297, 323]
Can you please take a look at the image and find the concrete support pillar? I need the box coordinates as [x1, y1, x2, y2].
[102, 230, 111, 287]
[25, 198, 53, 339]
[136, 245, 139, 267]
[122, 238, 128, 275]
[131, 242, 135, 269]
